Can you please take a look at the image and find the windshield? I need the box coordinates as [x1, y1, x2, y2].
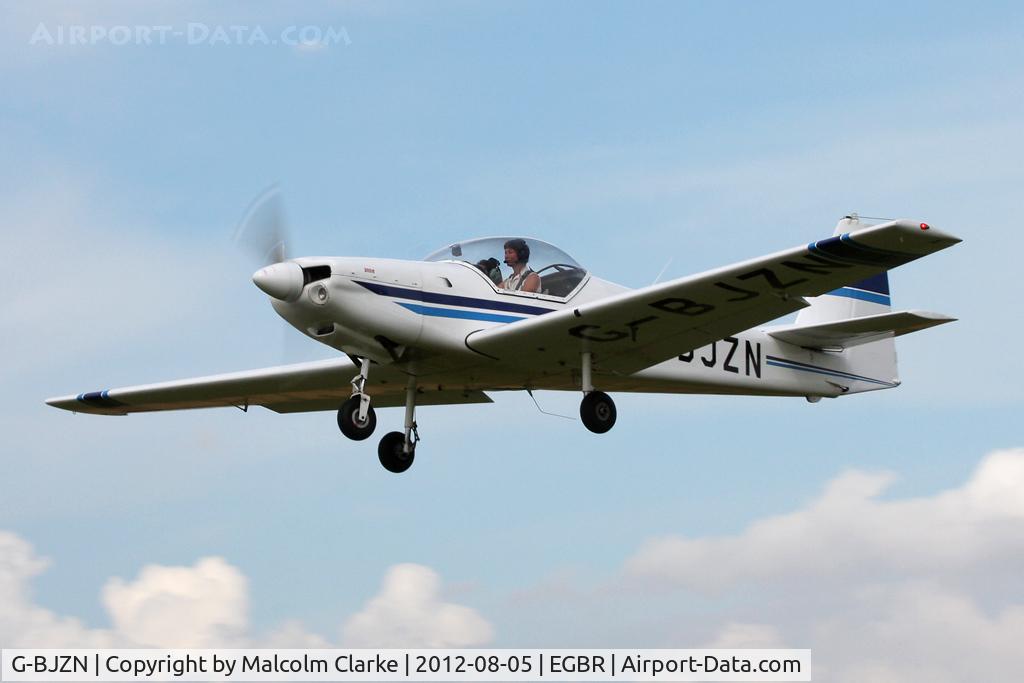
[424, 237, 588, 297]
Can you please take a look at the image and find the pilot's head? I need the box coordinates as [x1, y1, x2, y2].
[503, 238, 530, 266]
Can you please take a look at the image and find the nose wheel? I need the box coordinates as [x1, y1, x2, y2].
[338, 394, 377, 440]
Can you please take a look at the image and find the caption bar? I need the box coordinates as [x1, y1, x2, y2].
[2, 649, 809, 682]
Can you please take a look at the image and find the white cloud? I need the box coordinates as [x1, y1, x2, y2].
[102, 557, 249, 647]
[0, 533, 491, 651]
[625, 448, 1024, 682]
[6, 448, 1024, 683]
[0, 535, 243, 648]
[259, 619, 331, 648]
[0, 531, 113, 648]
[705, 622, 785, 649]
[804, 581, 1024, 683]
[342, 563, 494, 647]
[626, 448, 1024, 591]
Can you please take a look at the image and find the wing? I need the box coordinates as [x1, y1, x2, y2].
[465, 220, 961, 376]
[45, 358, 492, 416]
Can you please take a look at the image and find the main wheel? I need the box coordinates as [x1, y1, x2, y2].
[580, 391, 617, 433]
[337, 395, 377, 441]
[378, 431, 415, 473]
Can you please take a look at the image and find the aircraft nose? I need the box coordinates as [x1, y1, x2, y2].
[252, 261, 304, 301]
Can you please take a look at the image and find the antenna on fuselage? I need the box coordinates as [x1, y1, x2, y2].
[526, 389, 576, 421]
[652, 256, 674, 285]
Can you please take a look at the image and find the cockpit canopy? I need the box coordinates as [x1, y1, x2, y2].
[424, 237, 588, 298]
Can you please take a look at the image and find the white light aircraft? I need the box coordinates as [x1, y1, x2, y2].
[47, 214, 961, 473]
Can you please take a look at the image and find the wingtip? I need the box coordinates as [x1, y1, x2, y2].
[45, 395, 78, 411]
[909, 310, 958, 322]
[46, 392, 128, 415]
[909, 221, 962, 247]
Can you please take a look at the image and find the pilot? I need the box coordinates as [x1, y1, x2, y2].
[475, 257, 503, 285]
[499, 239, 541, 293]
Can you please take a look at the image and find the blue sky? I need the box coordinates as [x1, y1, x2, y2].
[2, 2, 1023, 679]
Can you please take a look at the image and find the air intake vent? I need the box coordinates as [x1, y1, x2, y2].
[302, 265, 332, 285]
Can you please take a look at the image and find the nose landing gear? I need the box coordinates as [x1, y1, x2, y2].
[338, 395, 377, 440]
[338, 358, 377, 440]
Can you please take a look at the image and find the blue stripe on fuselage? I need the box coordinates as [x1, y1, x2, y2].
[396, 302, 526, 323]
[765, 355, 897, 387]
[356, 280, 555, 316]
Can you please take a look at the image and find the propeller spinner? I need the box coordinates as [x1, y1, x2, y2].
[252, 261, 304, 301]
[235, 184, 304, 301]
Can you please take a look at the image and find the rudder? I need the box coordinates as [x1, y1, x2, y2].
[795, 216, 898, 391]
[796, 216, 893, 326]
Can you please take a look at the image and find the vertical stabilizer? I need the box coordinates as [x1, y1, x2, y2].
[796, 216, 893, 325]
[796, 216, 899, 391]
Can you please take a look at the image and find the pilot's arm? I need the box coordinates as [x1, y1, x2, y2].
[521, 272, 541, 293]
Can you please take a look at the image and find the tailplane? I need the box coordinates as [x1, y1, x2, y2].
[770, 310, 956, 351]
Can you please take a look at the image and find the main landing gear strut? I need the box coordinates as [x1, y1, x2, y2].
[336, 359, 418, 473]
[579, 351, 616, 433]
[376, 375, 418, 474]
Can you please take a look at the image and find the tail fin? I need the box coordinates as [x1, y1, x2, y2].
[796, 216, 893, 326]
[794, 216, 899, 391]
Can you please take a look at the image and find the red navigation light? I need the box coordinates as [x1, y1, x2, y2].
[920, 223, 930, 230]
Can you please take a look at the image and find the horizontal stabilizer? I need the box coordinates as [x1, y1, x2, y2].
[767, 310, 956, 350]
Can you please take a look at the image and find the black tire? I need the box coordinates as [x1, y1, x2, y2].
[378, 431, 415, 473]
[580, 391, 617, 433]
[337, 395, 377, 441]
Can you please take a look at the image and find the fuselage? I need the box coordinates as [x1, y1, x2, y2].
[266, 253, 892, 401]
